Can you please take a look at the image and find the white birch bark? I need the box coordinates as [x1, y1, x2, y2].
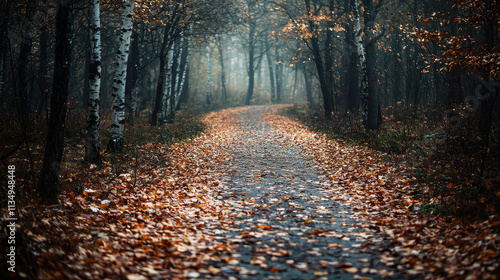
[174, 36, 184, 100]
[109, 0, 135, 151]
[175, 37, 187, 109]
[85, 0, 101, 163]
[160, 58, 168, 121]
[160, 44, 174, 122]
[353, 0, 369, 126]
[175, 36, 190, 111]
[168, 38, 182, 121]
[176, 64, 187, 109]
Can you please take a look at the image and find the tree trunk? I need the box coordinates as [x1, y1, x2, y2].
[216, 36, 228, 104]
[344, 0, 359, 113]
[275, 47, 283, 104]
[324, 0, 335, 111]
[16, 1, 38, 117]
[151, 22, 174, 125]
[176, 64, 190, 111]
[125, 26, 139, 124]
[478, 19, 498, 170]
[365, 40, 380, 130]
[160, 44, 174, 123]
[304, 0, 334, 117]
[265, 37, 276, 103]
[205, 44, 212, 107]
[151, 54, 165, 125]
[38, 1, 72, 204]
[303, 63, 313, 107]
[392, 27, 402, 102]
[37, 24, 50, 115]
[176, 34, 190, 111]
[131, 86, 139, 121]
[245, 25, 256, 105]
[353, 0, 369, 125]
[1, 41, 11, 110]
[363, 0, 381, 130]
[167, 38, 181, 123]
[246, 65, 255, 105]
[108, 0, 135, 151]
[85, 0, 102, 163]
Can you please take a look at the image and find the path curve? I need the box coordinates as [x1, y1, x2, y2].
[197, 106, 416, 280]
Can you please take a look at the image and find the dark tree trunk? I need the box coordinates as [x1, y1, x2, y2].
[363, 0, 381, 130]
[150, 24, 170, 126]
[324, 0, 335, 111]
[365, 40, 380, 130]
[217, 38, 228, 104]
[16, 1, 38, 117]
[304, 0, 334, 117]
[151, 55, 165, 125]
[245, 25, 256, 105]
[303, 63, 313, 107]
[125, 28, 139, 123]
[410, 1, 422, 107]
[37, 25, 50, 115]
[392, 28, 402, 103]
[1, 39, 12, 110]
[245, 67, 255, 105]
[38, 2, 72, 204]
[0, 3, 12, 111]
[265, 37, 276, 103]
[83, 36, 90, 108]
[310, 39, 334, 117]
[478, 20, 497, 151]
[344, 0, 359, 112]
[275, 47, 283, 104]
[443, 8, 464, 109]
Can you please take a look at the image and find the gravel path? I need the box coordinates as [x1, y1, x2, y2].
[200, 106, 414, 280]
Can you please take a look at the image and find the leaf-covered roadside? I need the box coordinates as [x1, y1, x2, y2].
[282, 104, 500, 219]
[265, 106, 499, 279]
[2, 105, 498, 279]
[1, 110, 240, 279]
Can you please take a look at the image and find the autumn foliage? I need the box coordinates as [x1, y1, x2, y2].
[2, 106, 499, 279]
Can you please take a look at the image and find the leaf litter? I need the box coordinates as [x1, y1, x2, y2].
[4, 105, 498, 280]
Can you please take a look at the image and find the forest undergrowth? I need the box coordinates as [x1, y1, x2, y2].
[282, 103, 500, 221]
[0, 109, 208, 279]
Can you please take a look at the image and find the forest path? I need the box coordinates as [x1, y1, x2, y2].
[23, 105, 497, 280]
[198, 106, 410, 280]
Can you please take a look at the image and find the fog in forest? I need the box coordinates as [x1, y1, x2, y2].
[0, 1, 499, 278]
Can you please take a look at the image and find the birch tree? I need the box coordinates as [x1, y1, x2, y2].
[160, 43, 174, 123]
[169, 34, 187, 122]
[85, 0, 101, 163]
[108, 0, 135, 152]
[357, 0, 383, 130]
[352, 0, 370, 126]
[175, 34, 191, 112]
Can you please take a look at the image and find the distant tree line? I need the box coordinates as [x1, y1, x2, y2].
[0, 0, 498, 203]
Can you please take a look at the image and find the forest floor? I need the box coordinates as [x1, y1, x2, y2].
[2, 105, 499, 280]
